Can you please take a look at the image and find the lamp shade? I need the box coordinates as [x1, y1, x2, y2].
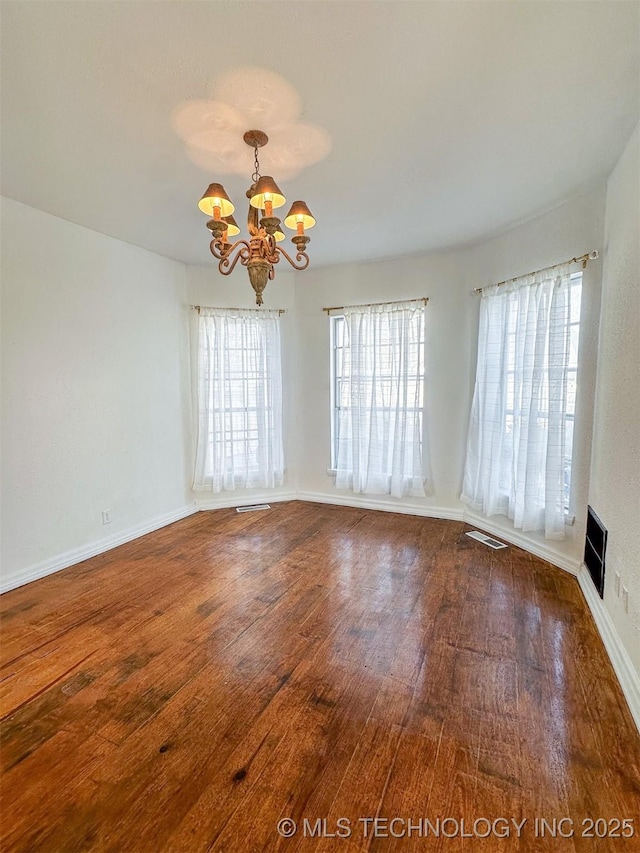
[222, 214, 240, 237]
[198, 183, 234, 217]
[207, 214, 240, 237]
[284, 200, 316, 230]
[249, 176, 286, 210]
[274, 229, 285, 243]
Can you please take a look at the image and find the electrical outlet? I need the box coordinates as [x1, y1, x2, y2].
[622, 586, 629, 613]
[102, 509, 112, 525]
[615, 572, 621, 596]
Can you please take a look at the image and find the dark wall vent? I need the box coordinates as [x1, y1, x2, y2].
[584, 506, 607, 599]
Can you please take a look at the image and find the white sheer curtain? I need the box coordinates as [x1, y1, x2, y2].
[193, 308, 284, 492]
[462, 263, 576, 539]
[335, 301, 428, 498]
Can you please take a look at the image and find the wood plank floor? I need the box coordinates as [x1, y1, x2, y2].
[1, 501, 639, 852]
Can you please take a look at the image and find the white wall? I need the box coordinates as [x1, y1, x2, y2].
[589, 125, 640, 675]
[295, 186, 606, 568]
[186, 264, 298, 507]
[1, 198, 192, 590]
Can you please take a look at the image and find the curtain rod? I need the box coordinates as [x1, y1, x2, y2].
[191, 305, 287, 315]
[323, 297, 429, 314]
[473, 251, 599, 294]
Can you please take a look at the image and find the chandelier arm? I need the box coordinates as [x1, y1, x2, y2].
[209, 239, 226, 260]
[210, 238, 250, 262]
[276, 246, 310, 272]
[217, 243, 251, 276]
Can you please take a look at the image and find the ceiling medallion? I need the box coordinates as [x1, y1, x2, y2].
[198, 130, 315, 305]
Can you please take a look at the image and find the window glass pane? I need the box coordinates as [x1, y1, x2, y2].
[566, 370, 577, 417]
[339, 379, 350, 408]
[569, 325, 580, 368]
[334, 346, 343, 377]
[570, 280, 582, 324]
[507, 373, 515, 412]
[505, 413, 514, 435]
[564, 417, 574, 510]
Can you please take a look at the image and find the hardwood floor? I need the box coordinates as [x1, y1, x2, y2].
[1, 501, 639, 852]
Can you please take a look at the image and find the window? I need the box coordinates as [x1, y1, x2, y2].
[193, 308, 284, 492]
[330, 301, 427, 498]
[462, 264, 582, 539]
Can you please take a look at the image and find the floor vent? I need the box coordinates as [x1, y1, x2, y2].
[465, 530, 508, 550]
[584, 505, 607, 598]
[235, 504, 271, 513]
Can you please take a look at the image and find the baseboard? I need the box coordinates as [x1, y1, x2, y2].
[295, 490, 464, 521]
[462, 509, 581, 576]
[0, 504, 198, 594]
[196, 491, 298, 511]
[577, 565, 640, 733]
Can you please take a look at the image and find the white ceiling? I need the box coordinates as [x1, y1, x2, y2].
[1, 1, 638, 268]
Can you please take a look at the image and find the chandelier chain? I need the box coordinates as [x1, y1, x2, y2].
[252, 145, 261, 184]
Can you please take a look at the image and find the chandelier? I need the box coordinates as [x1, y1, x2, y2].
[197, 130, 316, 305]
